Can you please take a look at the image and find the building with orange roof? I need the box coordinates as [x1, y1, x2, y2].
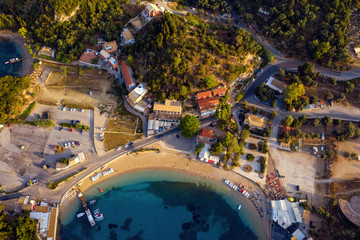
[196, 90, 213, 100]
[198, 98, 219, 111]
[120, 60, 136, 91]
[196, 128, 217, 145]
[79, 49, 98, 65]
[212, 87, 227, 97]
[102, 40, 117, 53]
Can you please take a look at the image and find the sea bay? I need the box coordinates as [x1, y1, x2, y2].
[0, 39, 23, 77]
[60, 170, 265, 240]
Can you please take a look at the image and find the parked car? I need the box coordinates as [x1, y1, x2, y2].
[42, 112, 50, 119]
[123, 144, 128, 148]
[70, 128, 73, 132]
[128, 141, 133, 146]
[115, 147, 121, 151]
[79, 109, 84, 112]
[72, 142, 75, 147]
[176, 134, 180, 138]
[296, 185, 300, 191]
[59, 127, 63, 131]
[320, 146, 324, 151]
[62, 107, 66, 111]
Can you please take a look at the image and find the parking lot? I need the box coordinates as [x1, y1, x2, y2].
[0, 104, 97, 191]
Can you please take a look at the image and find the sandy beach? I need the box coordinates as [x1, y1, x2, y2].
[62, 142, 270, 239]
[0, 30, 33, 76]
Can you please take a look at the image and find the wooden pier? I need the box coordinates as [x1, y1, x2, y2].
[77, 190, 96, 226]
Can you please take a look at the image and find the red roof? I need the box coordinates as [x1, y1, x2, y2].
[196, 91, 213, 100]
[200, 128, 213, 138]
[212, 87, 226, 97]
[197, 98, 219, 110]
[121, 60, 133, 87]
[281, 126, 291, 133]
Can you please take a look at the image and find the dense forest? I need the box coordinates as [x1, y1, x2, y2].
[174, 0, 231, 13]
[0, 204, 37, 240]
[0, 0, 133, 62]
[0, 75, 30, 122]
[129, 13, 269, 101]
[234, 0, 360, 67]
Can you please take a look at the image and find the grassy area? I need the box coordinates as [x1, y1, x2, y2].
[20, 102, 36, 120]
[62, 99, 94, 110]
[104, 132, 141, 150]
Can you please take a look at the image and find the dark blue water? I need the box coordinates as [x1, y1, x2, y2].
[0, 40, 23, 77]
[61, 179, 259, 240]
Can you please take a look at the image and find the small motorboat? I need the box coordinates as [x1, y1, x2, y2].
[98, 188, 103, 192]
[93, 209, 100, 215]
[5, 61, 9, 64]
[89, 199, 96, 205]
[77, 212, 85, 218]
[238, 205, 242, 210]
[95, 213, 104, 221]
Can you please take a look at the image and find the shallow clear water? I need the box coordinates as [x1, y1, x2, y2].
[60, 170, 265, 240]
[0, 40, 23, 77]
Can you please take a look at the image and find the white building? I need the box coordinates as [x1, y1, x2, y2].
[265, 76, 287, 94]
[271, 199, 302, 229]
[198, 143, 220, 164]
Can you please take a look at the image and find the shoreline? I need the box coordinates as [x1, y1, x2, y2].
[0, 30, 33, 76]
[60, 142, 270, 239]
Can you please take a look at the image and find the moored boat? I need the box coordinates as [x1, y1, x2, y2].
[89, 199, 96, 205]
[95, 213, 104, 221]
[5, 61, 9, 64]
[98, 188, 103, 192]
[238, 205, 242, 210]
[77, 212, 85, 218]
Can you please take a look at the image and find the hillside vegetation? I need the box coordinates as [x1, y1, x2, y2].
[234, 0, 360, 68]
[1, 0, 132, 62]
[0, 76, 30, 122]
[131, 13, 269, 101]
[174, 0, 231, 13]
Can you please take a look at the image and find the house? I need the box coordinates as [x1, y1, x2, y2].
[121, 29, 135, 45]
[198, 98, 219, 112]
[212, 87, 227, 97]
[265, 77, 287, 94]
[79, 49, 98, 66]
[99, 49, 110, 60]
[38, 46, 56, 58]
[127, 84, 148, 105]
[271, 199, 302, 229]
[153, 99, 182, 122]
[133, 97, 152, 114]
[131, 19, 143, 31]
[108, 57, 117, 70]
[196, 90, 213, 100]
[29, 202, 58, 240]
[120, 60, 136, 91]
[244, 113, 266, 129]
[198, 143, 220, 164]
[196, 128, 217, 145]
[102, 40, 117, 53]
[144, 3, 161, 18]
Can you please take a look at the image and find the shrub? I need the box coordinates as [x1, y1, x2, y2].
[258, 141, 269, 153]
[20, 102, 36, 120]
[195, 142, 205, 154]
[33, 118, 55, 127]
[246, 154, 255, 161]
[249, 143, 257, 150]
[259, 156, 267, 173]
[59, 158, 69, 164]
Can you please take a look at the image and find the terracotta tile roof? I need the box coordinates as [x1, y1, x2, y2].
[281, 126, 291, 133]
[122, 29, 134, 43]
[131, 19, 142, 30]
[196, 91, 213, 100]
[212, 87, 226, 97]
[102, 40, 117, 53]
[47, 208, 57, 239]
[153, 100, 182, 113]
[79, 51, 97, 63]
[200, 128, 213, 138]
[197, 98, 219, 110]
[121, 60, 133, 87]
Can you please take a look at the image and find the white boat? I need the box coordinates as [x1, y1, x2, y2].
[229, 182, 234, 188]
[224, 179, 230, 184]
[238, 205, 242, 210]
[77, 212, 85, 218]
[89, 199, 96, 205]
[93, 209, 100, 215]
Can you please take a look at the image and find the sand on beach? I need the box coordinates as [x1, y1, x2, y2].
[64, 142, 270, 239]
[0, 30, 33, 76]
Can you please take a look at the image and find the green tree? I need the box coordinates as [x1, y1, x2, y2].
[246, 154, 255, 161]
[211, 142, 224, 155]
[179, 115, 200, 137]
[202, 75, 217, 89]
[298, 62, 314, 76]
[284, 83, 306, 105]
[215, 103, 231, 121]
[258, 141, 269, 153]
[313, 118, 321, 127]
[284, 116, 294, 127]
[180, 86, 188, 97]
[194, 142, 205, 154]
[127, 55, 134, 66]
[241, 129, 250, 141]
[235, 91, 244, 101]
[322, 116, 333, 126]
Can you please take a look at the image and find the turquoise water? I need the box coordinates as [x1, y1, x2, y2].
[0, 39, 23, 77]
[60, 170, 266, 240]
